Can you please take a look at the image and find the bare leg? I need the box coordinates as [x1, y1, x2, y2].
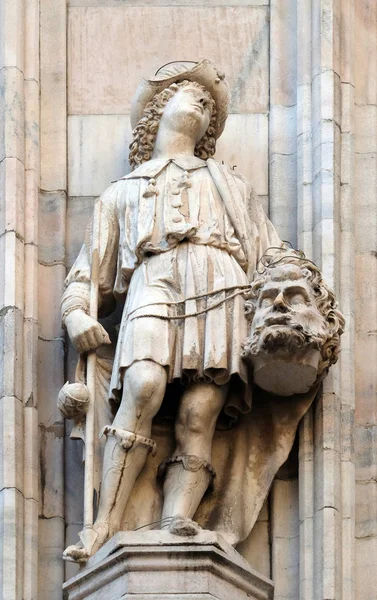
[64, 360, 167, 561]
[161, 382, 228, 532]
[95, 360, 167, 533]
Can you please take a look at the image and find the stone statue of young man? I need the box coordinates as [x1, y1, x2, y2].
[60, 60, 343, 564]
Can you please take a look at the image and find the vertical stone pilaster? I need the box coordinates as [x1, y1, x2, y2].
[296, 0, 314, 259]
[310, 0, 343, 595]
[269, 0, 298, 244]
[270, 1, 356, 599]
[23, 1, 40, 598]
[354, 1, 377, 597]
[338, 3, 356, 599]
[295, 3, 316, 595]
[310, 2, 356, 599]
[298, 408, 314, 600]
[271, 478, 300, 599]
[38, 1, 67, 598]
[0, 0, 25, 598]
[0, 0, 41, 598]
[300, 0, 356, 598]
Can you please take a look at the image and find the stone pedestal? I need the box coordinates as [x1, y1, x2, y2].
[63, 531, 274, 600]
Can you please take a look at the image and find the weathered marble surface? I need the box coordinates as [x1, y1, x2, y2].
[354, 2, 377, 598]
[38, 1, 67, 599]
[68, 6, 269, 115]
[70, 0, 269, 5]
[63, 531, 274, 600]
[0, 0, 40, 597]
[271, 478, 299, 599]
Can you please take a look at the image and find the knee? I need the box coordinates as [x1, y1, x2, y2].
[176, 384, 226, 440]
[126, 361, 167, 406]
[176, 405, 211, 438]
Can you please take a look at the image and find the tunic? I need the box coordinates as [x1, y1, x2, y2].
[63, 156, 281, 420]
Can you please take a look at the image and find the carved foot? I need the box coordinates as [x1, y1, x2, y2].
[168, 516, 202, 536]
[62, 541, 89, 564]
[62, 522, 110, 564]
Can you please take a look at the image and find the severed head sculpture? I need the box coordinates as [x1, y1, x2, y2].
[242, 247, 345, 396]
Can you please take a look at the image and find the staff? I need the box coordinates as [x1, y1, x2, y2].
[79, 199, 101, 554]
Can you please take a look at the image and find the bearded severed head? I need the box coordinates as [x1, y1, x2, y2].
[242, 248, 345, 396]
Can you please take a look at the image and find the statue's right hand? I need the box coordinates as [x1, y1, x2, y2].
[64, 310, 111, 354]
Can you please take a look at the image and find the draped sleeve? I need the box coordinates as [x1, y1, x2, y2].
[61, 182, 121, 322]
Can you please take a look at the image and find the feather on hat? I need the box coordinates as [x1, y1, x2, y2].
[130, 59, 230, 138]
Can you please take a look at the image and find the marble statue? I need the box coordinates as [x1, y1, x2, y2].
[58, 60, 344, 564]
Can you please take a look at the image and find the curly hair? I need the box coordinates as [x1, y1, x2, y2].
[243, 247, 345, 377]
[129, 80, 217, 170]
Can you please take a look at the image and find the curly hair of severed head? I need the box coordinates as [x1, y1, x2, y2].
[243, 246, 345, 377]
[129, 80, 217, 171]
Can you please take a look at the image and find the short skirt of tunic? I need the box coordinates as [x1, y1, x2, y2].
[109, 242, 252, 420]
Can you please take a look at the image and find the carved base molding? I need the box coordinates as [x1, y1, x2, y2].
[63, 531, 274, 600]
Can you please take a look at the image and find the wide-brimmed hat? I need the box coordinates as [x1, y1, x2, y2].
[130, 59, 230, 138]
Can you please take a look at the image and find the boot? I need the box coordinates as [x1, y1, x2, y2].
[159, 454, 215, 535]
